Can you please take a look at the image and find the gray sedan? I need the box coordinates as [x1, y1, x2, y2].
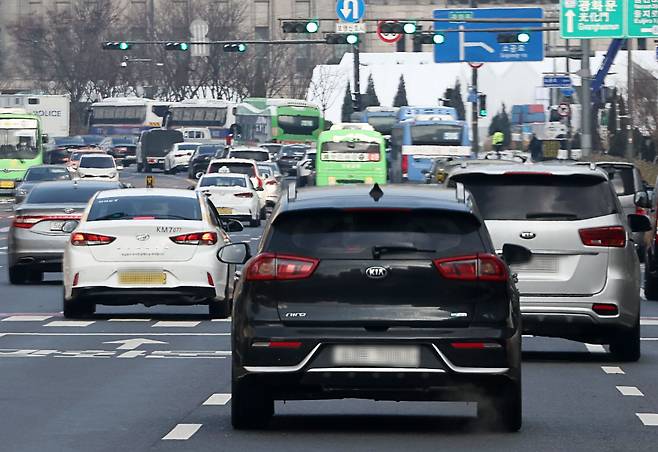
[13, 165, 71, 204]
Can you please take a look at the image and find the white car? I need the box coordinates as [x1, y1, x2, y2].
[164, 142, 202, 174]
[197, 172, 264, 227]
[76, 154, 120, 181]
[62, 188, 244, 319]
[257, 163, 281, 207]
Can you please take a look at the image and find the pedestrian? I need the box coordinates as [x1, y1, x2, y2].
[528, 133, 542, 162]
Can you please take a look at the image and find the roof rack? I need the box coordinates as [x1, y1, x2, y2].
[456, 182, 466, 203]
[287, 181, 297, 202]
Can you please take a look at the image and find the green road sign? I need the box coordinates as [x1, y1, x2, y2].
[628, 0, 658, 38]
[560, 0, 624, 39]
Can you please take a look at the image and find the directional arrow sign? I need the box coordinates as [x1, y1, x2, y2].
[104, 338, 168, 350]
[628, 0, 658, 38]
[560, 0, 624, 39]
[336, 0, 365, 23]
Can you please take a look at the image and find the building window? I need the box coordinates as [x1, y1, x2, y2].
[294, 1, 310, 17]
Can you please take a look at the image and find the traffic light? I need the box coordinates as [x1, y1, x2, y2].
[325, 33, 359, 45]
[282, 20, 319, 33]
[413, 32, 446, 46]
[380, 22, 417, 34]
[479, 95, 488, 117]
[164, 42, 189, 51]
[223, 43, 247, 53]
[102, 41, 131, 50]
[497, 32, 530, 43]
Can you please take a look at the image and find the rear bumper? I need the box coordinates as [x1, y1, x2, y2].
[9, 252, 62, 272]
[72, 286, 216, 305]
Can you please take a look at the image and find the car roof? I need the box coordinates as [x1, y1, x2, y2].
[585, 161, 635, 168]
[230, 147, 268, 152]
[447, 162, 608, 179]
[279, 184, 474, 215]
[30, 180, 122, 190]
[95, 188, 198, 199]
[79, 153, 112, 158]
[26, 164, 68, 170]
[209, 158, 257, 165]
[201, 172, 248, 179]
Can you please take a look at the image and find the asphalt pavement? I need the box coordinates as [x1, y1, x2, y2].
[2, 168, 658, 451]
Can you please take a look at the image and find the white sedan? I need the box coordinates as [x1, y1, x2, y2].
[163, 142, 202, 174]
[76, 154, 121, 182]
[196, 172, 264, 227]
[62, 188, 244, 319]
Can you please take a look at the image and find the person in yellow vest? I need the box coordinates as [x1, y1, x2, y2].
[492, 131, 505, 156]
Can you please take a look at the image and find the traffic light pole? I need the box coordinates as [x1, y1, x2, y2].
[472, 67, 479, 155]
[581, 39, 592, 157]
[353, 43, 362, 112]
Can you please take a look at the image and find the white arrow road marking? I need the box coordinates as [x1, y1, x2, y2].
[104, 338, 168, 350]
[46, 321, 94, 327]
[565, 10, 576, 33]
[162, 424, 202, 441]
[340, 0, 359, 20]
[152, 321, 200, 328]
[203, 393, 232, 406]
[0, 227, 9, 233]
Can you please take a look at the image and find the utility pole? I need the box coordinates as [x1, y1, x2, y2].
[470, 0, 479, 154]
[627, 39, 634, 159]
[353, 43, 361, 112]
[581, 39, 592, 157]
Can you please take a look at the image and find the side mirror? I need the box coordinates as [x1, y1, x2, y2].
[223, 219, 244, 233]
[42, 134, 49, 144]
[634, 191, 652, 209]
[628, 214, 652, 233]
[187, 185, 196, 190]
[502, 244, 532, 265]
[217, 243, 250, 264]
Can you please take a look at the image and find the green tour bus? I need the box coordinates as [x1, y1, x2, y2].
[0, 109, 45, 195]
[234, 98, 324, 145]
[316, 129, 387, 186]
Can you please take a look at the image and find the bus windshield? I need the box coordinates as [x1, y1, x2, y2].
[320, 141, 381, 162]
[278, 115, 319, 135]
[368, 117, 397, 135]
[170, 107, 227, 125]
[411, 124, 463, 146]
[0, 128, 39, 159]
[92, 106, 147, 125]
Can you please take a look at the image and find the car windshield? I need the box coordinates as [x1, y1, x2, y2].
[24, 167, 71, 181]
[111, 137, 136, 145]
[259, 168, 273, 178]
[88, 196, 202, 221]
[176, 144, 200, 151]
[208, 162, 255, 177]
[368, 116, 397, 135]
[27, 184, 117, 203]
[79, 156, 114, 168]
[200, 176, 248, 188]
[454, 174, 618, 221]
[230, 150, 268, 161]
[268, 209, 484, 259]
[81, 135, 104, 145]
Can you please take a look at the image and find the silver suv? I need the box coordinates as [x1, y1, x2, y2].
[446, 163, 650, 361]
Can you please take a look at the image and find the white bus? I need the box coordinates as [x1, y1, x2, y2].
[164, 99, 237, 142]
[87, 97, 170, 136]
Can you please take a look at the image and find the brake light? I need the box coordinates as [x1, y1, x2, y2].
[636, 206, 649, 216]
[252, 341, 302, 349]
[207, 272, 214, 286]
[433, 254, 508, 282]
[450, 342, 502, 349]
[234, 192, 254, 198]
[70, 232, 115, 246]
[13, 215, 81, 229]
[170, 232, 218, 245]
[402, 155, 409, 175]
[592, 303, 619, 316]
[245, 253, 319, 281]
[72, 273, 79, 287]
[579, 226, 626, 247]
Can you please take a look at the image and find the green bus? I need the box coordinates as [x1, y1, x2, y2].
[316, 129, 387, 186]
[0, 109, 45, 195]
[234, 98, 324, 145]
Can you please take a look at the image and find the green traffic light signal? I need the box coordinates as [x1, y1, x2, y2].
[165, 42, 189, 51]
[119, 42, 130, 50]
[223, 43, 247, 53]
[102, 41, 132, 50]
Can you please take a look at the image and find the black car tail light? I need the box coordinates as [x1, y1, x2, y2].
[245, 253, 319, 281]
[434, 254, 508, 282]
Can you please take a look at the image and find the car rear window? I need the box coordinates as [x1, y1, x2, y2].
[598, 165, 635, 196]
[279, 146, 308, 157]
[200, 176, 247, 188]
[25, 167, 70, 181]
[88, 196, 202, 221]
[455, 174, 618, 221]
[27, 184, 117, 204]
[267, 209, 485, 259]
[208, 162, 255, 177]
[80, 156, 114, 168]
[230, 150, 269, 161]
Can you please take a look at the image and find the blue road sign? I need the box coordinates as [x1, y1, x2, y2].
[336, 0, 365, 23]
[561, 88, 575, 97]
[433, 8, 544, 63]
[543, 75, 572, 88]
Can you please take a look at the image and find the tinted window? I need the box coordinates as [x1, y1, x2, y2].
[80, 156, 114, 168]
[111, 137, 137, 145]
[200, 176, 247, 188]
[411, 124, 463, 146]
[176, 144, 200, 151]
[208, 162, 255, 177]
[197, 146, 219, 156]
[598, 165, 635, 196]
[24, 167, 71, 181]
[278, 116, 319, 135]
[88, 196, 202, 221]
[279, 146, 308, 158]
[27, 184, 116, 204]
[230, 150, 269, 161]
[267, 209, 484, 259]
[455, 174, 617, 221]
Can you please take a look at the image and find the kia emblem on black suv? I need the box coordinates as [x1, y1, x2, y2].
[365, 266, 388, 279]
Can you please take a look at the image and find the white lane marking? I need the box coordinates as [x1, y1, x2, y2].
[152, 321, 200, 328]
[637, 413, 658, 426]
[640, 338, 658, 341]
[0, 227, 8, 233]
[203, 393, 232, 406]
[211, 318, 231, 322]
[602, 366, 625, 375]
[0, 246, 7, 250]
[162, 424, 202, 441]
[1, 315, 53, 322]
[521, 335, 534, 338]
[117, 350, 146, 359]
[617, 386, 644, 397]
[45, 321, 95, 327]
[108, 318, 152, 322]
[585, 343, 606, 353]
[1, 332, 229, 337]
[641, 319, 658, 326]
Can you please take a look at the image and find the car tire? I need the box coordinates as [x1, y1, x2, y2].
[644, 269, 658, 301]
[231, 377, 274, 430]
[478, 380, 522, 432]
[249, 217, 261, 227]
[62, 290, 95, 319]
[9, 266, 28, 285]
[260, 207, 267, 220]
[209, 299, 231, 319]
[609, 318, 641, 362]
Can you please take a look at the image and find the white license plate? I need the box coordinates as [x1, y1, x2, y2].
[331, 345, 421, 367]
[50, 221, 65, 231]
[218, 207, 234, 215]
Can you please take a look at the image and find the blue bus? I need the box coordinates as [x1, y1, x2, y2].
[390, 114, 472, 183]
[397, 106, 459, 122]
[350, 107, 399, 136]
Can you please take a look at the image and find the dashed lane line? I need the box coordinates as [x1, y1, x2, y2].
[202, 393, 232, 406]
[602, 366, 625, 375]
[641, 319, 658, 326]
[45, 321, 95, 327]
[108, 318, 152, 322]
[162, 424, 202, 441]
[585, 343, 606, 353]
[210, 318, 231, 322]
[152, 321, 200, 328]
[0, 332, 229, 337]
[617, 386, 644, 397]
[0, 227, 8, 233]
[637, 413, 658, 426]
[1, 315, 53, 322]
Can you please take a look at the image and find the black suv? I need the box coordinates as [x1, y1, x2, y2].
[218, 184, 529, 431]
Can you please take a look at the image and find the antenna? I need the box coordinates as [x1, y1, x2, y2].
[456, 182, 466, 203]
[369, 183, 384, 202]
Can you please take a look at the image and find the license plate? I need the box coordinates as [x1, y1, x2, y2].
[331, 345, 421, 367]
[118, 272, 166, 285]
[50, 221, 65, 231]
[218, 207, 234, 214]
[0, 181, 15, 189]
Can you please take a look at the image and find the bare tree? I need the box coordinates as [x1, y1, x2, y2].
[308, 65, 345, 115]
[631, 63, 658, 138]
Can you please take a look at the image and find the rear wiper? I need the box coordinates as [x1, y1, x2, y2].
[526, 212, 580, 220]
[372, 244, 436, 259]
[93, 212, 128, 221]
